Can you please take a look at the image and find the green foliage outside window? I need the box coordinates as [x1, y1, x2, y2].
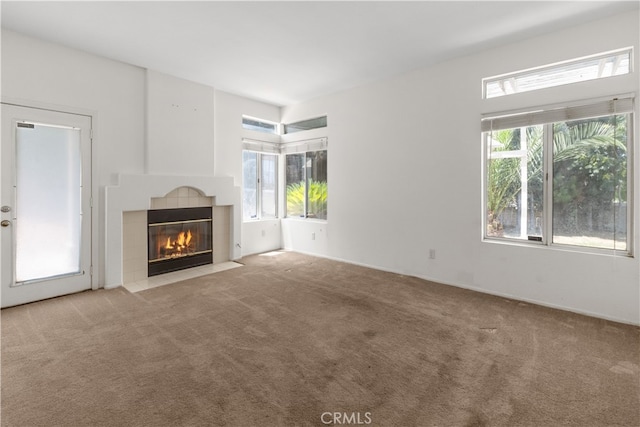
[486, 114, 627, 246]
[286, 180, 328, 218]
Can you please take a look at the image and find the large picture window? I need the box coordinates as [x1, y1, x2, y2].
[483, 97, 633, 253]
[286, 150, 327, 219]
[242, 151, 278, 220]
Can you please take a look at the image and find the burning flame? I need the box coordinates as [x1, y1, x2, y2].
[161, 229, 194, 257]
[176, 231, 186, 247]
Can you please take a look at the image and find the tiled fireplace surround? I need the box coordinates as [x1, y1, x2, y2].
[104, 174, 241, 289]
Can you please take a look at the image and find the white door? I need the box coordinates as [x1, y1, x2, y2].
[1, 104, 92, 307]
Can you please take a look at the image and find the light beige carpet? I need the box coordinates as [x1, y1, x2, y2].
[2, 251, 639, 426]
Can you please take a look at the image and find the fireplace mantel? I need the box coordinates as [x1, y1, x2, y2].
[104, 174, 241, 288]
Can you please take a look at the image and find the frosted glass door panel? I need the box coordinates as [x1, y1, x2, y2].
[15, 124, 82, 283]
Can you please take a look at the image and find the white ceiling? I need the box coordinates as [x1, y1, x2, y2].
[2, 1, 638, 106]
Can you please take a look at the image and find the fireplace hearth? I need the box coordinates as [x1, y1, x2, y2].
[148, 207, 213, 276]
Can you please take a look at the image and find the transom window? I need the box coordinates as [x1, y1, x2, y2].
[483, 48, 632, 99]
[242, 116, 279, 134]
[283, 116, 327, 134]
[482, 97, 634, 254]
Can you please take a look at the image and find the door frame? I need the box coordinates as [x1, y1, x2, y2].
[1, 98, 99, 294]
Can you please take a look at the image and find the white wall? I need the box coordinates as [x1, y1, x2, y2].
[281, 11, 640, 324]
[146, 70, 215, 176]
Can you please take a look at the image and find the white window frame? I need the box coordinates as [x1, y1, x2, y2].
[282, 137, 328, 220]
[242, 139, 280, 221]
[481, 95, 635, 256]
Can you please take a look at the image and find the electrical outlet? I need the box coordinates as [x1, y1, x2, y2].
[429, 249, 436, 259]
[311, 232, 316, 240]
[261, 229, 266, 237]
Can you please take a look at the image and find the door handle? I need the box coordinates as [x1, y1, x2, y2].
[1, 220, 10, 227]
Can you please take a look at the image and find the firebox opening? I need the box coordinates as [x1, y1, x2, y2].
[148, 207, 213, 277]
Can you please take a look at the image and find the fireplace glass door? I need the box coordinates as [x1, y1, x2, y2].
[147, 207, 213, 276]
[149, 220, 212, 261]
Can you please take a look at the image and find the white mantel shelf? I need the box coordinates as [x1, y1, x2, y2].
[104, 174, 241, 289]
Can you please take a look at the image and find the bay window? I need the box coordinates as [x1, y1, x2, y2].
[242, 115, 328, 222]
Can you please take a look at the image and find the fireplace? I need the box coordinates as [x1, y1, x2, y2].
[148, 207, 213, 277]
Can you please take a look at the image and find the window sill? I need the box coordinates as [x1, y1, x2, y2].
[282, 217, 328, 224]
[243, 218, 279, 223]
[482, 236, 633, 258]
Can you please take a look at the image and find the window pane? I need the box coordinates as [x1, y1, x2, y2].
[242, 151, 258, 220]
[552, 115, 628, 250]
[15, 123, 82, 282]
[286, 154, 305, 217]
[486, 126, 543, 239]
[260, 154, 277, 218]
[306, 151, 328, 220]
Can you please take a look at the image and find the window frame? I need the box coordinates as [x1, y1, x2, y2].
[285, 149, 328, 220]
[282, 138, 328, 220]
[242, 149, 279, 221]
[481, 96, 635, 256]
